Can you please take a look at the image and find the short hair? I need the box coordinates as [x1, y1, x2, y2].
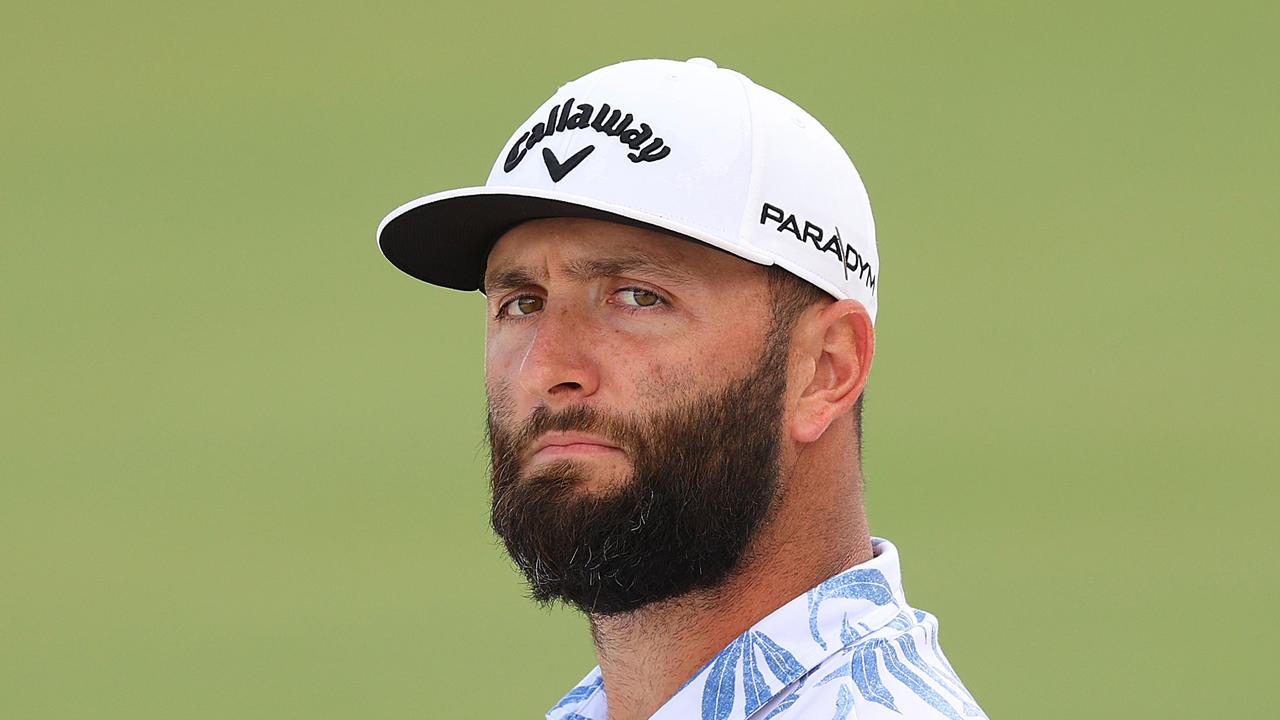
[764, 266, 866, 451]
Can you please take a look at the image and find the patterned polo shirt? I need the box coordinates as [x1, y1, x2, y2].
[546, 538, 987, 719]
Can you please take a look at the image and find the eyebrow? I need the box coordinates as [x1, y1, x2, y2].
[483, 252, 695, 295]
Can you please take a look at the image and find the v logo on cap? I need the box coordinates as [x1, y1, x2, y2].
[542, 146, 595, 183]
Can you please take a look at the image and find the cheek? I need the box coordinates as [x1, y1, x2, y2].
[484, 339, 523, 409]
[484, 328, 521, 376]
[613, 344, 703, 405]
[628, 324, 771, 406]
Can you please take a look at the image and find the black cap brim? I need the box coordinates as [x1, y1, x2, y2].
[376, 186, 779, 293]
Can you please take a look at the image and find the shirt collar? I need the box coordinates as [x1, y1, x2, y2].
[547, 538, 909, 720]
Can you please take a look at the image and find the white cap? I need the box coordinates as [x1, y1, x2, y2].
[378, 57, 879, 323]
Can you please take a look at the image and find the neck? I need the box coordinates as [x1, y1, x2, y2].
[587, 446, 872, 720]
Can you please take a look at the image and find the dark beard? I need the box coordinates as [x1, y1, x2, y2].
[486, 333, 789, 616]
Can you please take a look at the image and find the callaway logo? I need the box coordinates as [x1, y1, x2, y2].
[503, 97, 672, 182]
[760, 202, 877, 293]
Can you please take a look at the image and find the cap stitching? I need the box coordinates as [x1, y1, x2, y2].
[729, 71, 769, 256]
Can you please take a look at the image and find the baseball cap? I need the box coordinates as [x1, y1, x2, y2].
[377, 57, 879, 323]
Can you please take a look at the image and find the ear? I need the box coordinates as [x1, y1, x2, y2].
[788, 299, 874, 444]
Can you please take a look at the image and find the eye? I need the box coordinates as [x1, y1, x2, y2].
[498, 295, 544, 318]
[615, 287, 665, 308]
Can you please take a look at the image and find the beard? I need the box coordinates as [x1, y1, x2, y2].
[486, 331, 790, 616]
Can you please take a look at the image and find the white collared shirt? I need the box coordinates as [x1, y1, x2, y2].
[546, 538, 987, 720]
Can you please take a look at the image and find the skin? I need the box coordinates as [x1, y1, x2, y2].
[483, 217, 876, 720]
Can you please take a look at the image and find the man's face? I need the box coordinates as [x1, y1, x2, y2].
[483, 217, 792, 615]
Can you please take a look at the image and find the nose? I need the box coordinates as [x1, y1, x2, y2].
[516, 304, 600, 406]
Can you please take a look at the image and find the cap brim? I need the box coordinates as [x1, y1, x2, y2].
[376, 186, 776, 292]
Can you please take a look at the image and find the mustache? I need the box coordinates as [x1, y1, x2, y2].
[488, 402, 642, 464]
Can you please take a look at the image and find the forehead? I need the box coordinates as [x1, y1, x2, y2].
[483, 217, 761, 289]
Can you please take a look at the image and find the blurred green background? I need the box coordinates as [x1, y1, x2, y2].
[3, 1, 1277, 717]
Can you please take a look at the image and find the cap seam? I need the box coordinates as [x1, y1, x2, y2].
[730, 70, 767, 252]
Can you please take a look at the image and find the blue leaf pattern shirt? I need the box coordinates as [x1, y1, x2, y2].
[546, 538, 987, 719]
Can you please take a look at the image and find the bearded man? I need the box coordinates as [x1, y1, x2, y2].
[378, 57, 988, 720]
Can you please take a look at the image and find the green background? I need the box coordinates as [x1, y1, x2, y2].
[3, 1, 1277, 717]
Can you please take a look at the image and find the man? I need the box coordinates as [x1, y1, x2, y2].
[378, 58, 987, 720]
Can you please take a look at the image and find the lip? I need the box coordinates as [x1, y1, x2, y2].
[529, 431, 622, 460]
